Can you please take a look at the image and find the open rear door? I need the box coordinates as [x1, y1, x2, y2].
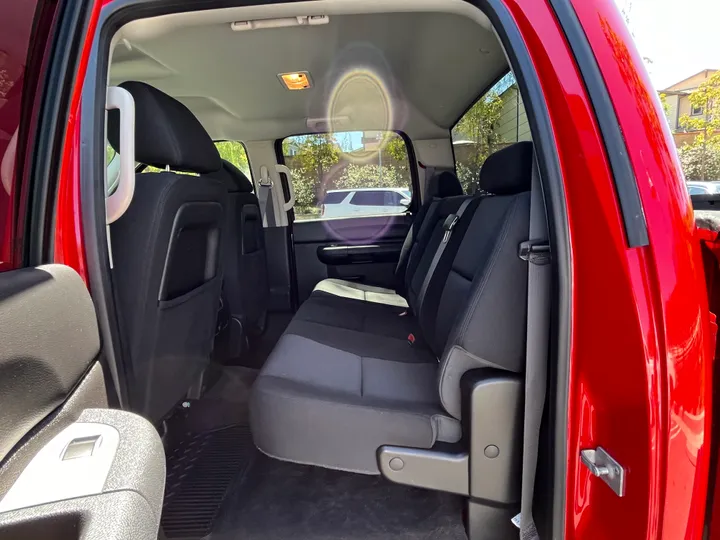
[0, 1, 165, 538]
[0, 266, 165, 540]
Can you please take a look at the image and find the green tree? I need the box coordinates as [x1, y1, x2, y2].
[284, 135, 341, 217]
[215, 141, 251, 178]
[289, 169, 319, 218]
[384, 134, 408, 162]
[678, 141, 720, 181]
[452, 90, 505, 192]
[335, 164, 404, 190]
[284, 134, 340, 181]
[678, 71, 720, 181]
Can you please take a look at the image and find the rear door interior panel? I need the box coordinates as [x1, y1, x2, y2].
[0, 266, 164, 539]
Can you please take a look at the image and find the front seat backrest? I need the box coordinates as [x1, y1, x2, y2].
[209, 160, 269, 338]
[108, 81, 226, 422]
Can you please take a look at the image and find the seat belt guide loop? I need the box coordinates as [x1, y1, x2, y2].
[443, 214, 459, 243]
[518, 240, 550, 265]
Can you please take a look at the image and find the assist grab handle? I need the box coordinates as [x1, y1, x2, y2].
[105, 86, 135, 224]
[275, 164, 295, 212]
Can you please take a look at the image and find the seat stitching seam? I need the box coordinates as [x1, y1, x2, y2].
[360, 356, 364, 397]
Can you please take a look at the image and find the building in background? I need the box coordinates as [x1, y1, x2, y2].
[661, 69, 717, 146]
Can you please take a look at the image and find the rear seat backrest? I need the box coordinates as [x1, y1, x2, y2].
[404, 195, 479, 317]
[394, 171, 464, 297]
[432, 142, 535, 419]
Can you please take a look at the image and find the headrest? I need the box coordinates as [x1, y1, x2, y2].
[479, 141, 534, 195]
[428, 170, 464, 198]
[108, 81, 221, 174]
[209, 160, 254, 193]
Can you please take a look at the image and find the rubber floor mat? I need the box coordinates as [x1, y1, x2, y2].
[161, 425, 254, 539]
[209, 452, 467, 540]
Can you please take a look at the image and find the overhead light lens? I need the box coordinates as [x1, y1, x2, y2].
[279, 72, 312, 90]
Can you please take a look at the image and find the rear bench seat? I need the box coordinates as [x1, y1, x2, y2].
[308, 169, 466, 312]
[250, 142, 534, 474]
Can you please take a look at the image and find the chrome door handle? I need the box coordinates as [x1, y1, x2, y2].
[580, 447, 626, 497]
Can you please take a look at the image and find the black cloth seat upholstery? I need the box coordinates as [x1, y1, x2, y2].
[209, 160, 269, 341]
[250, 142, 534, 473]
[292, 171, 469, 340]
[109, 81, 227, 422]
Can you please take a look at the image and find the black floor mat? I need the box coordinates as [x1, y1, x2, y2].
[209, 453, 467, 540]
[161, 425, 255, 539]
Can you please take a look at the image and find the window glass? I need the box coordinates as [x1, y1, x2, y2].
[215, 140, 253, 182]
[138, 141, 253, 182]
[142, 165, 198, 176]
[323, 191, 348, 204]
[350, 191, 386, 206]
[452, 72, 531, 194]
[106, 142, 120, 195]
[281, 131, 412, 221]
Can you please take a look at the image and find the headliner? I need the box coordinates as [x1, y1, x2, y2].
[110, 1, 507, 142]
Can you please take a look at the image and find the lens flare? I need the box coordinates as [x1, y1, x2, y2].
[325, 68, 393, 165]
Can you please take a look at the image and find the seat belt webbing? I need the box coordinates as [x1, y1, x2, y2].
[258, 166, 276, 227]
[416, 197, 472, 312]
[424, 165, 435, 198]
[518, 157, 551, 540]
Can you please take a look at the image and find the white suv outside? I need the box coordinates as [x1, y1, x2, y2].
[320, 188, 411, 218]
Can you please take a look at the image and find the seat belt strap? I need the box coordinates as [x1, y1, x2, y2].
[518, 156, 551, 540]
[258, 165, 276, 227]
[416, 197, 472, 313]
[424, 165, 435, 198]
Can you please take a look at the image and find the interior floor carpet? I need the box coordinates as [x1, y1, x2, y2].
[162, 366, 258, 448]
[209, 452, 468, 540]
[161, 425, 255, 539]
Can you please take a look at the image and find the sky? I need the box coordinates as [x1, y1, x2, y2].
[613, 0, 720, 90]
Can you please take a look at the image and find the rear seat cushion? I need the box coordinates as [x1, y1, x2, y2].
[251, 333, 461, 474]
[284, 318, 434, 364]
[293, 293, 414, 340]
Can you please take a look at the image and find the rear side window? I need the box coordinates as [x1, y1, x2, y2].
[137, 141, 253, 184]
[323, 192, 348, 204]
[349, 190, 406, 206]
[281, 131, 412, 221]
[350, 191, 385, 206]
[452, 72, 531, 194]
[215, 140, 253, 183]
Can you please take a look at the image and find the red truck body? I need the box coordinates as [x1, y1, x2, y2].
[1, 0, 717, 537]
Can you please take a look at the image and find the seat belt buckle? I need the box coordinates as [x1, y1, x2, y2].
[407, 333, 416, 345]
[518, 240, 551, 265]
[442, 215, 459, 243]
